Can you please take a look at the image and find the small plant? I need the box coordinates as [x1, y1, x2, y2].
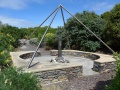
[0, 67, 42, 90]
[0, 50, 11, 67]
[106, 53, 120, 90]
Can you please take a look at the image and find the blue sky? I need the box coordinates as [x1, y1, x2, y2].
[0, 0, 119, 28]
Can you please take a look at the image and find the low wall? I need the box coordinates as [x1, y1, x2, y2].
[36, 65, 83, 84]
[19, 51, 41, 59]
[10, 51, 83, 84]
[11, 50, 115, 84]
[50, 50, 116, 73]
[92, 61, 116, 73]
[50, 50, 100, 60]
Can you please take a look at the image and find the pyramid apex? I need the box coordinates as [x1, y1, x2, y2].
[59, 4, 62, 7]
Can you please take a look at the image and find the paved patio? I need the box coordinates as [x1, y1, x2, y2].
[11, 40, 115, 76]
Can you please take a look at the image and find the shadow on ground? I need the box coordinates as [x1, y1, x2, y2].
[93, 80, 113, 90]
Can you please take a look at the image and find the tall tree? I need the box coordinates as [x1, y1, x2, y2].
[65, 11, 106, 51]
[102, 4, 120, 51]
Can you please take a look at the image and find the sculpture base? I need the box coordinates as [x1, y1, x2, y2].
[50, 57, 70, 63]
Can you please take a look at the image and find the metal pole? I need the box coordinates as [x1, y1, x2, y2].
[61, 5, 115, 53]
[60, 6, 71, 49]
[58, 37, 62, 60]
[60, 6, 66, 25]
[27, 7, 60, 68]
[22, 6, 59, 45]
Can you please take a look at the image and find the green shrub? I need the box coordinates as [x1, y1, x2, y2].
[38, 34, 42, 41]
[106, 53, 120, 90]
[81, 41, 100, 51]
[0, 25, 22, 48]
[0, 33, 13, 67]
[0, 50, 11, 67]
[65, 11, 106, 51]
[0, 67, 42, 90]
[0, 33, 15, 51]
[44, 33, 57, 48]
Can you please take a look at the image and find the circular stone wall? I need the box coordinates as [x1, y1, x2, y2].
[19, 50, 100, 60]
[50, 50, 100, 60]
[19, 51, 41, 59]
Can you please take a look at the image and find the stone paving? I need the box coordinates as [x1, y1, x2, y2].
[13, 40, 99, 76]
[25, 55, 99, 76]
[12, 39, 115, 76]
[13, 39, 116, 89]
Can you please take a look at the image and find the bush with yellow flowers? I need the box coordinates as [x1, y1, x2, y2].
[0, 32, 13, 67]
[44, 33, 57, 49]
[0, 33, 15, 51]
[0, 50, 11, 67]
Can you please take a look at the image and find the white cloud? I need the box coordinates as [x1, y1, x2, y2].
[0, 0, 28, 10]
[0, 0, 45, 10]
[0, 15, 35, 28]
[84, 1, 115, 14]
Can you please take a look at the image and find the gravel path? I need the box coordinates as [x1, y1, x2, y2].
[19, 40, 50, 55]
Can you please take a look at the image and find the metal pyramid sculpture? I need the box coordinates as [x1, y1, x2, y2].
[26, 4, 114, 68]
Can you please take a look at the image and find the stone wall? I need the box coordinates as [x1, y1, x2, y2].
[36, 65, 83, 84]
[50, 50, 116, 73]
[92, 61, 116, 73]
[18, 50, 115, 83]
[50, 50, 100, 60]
[19, 52, 41, 59]
[19, 50, 100, 60]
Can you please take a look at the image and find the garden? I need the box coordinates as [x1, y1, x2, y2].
[0, 4, 120, 90]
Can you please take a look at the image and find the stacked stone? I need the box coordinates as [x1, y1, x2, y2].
[20, 52, 41, 59]
[93, 61, 116, 73]
[36, 66, 83, 84]
[50, 50, 100, 60]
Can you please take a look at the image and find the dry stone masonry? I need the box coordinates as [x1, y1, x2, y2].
[50, 50, 100, 60]
[92, 61, 116, 73]
[50, 50, 116, 73]
[10, 50, 116, 84]
[19, 51, 41, 59]
[36, 65, 83, 84]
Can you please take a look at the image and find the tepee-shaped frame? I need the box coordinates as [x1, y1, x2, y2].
[25, 4, 114, 68]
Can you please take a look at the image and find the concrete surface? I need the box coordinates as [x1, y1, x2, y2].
[10, 51, 99, 76]
[11, 39, 115, 76]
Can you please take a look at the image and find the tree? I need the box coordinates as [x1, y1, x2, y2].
[19, 28, 28, 39]
[101, 12, 111, 21]
[101, 4, 120, 51]
[0, 21, 5, 29]
[65, 11, 106, 51]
